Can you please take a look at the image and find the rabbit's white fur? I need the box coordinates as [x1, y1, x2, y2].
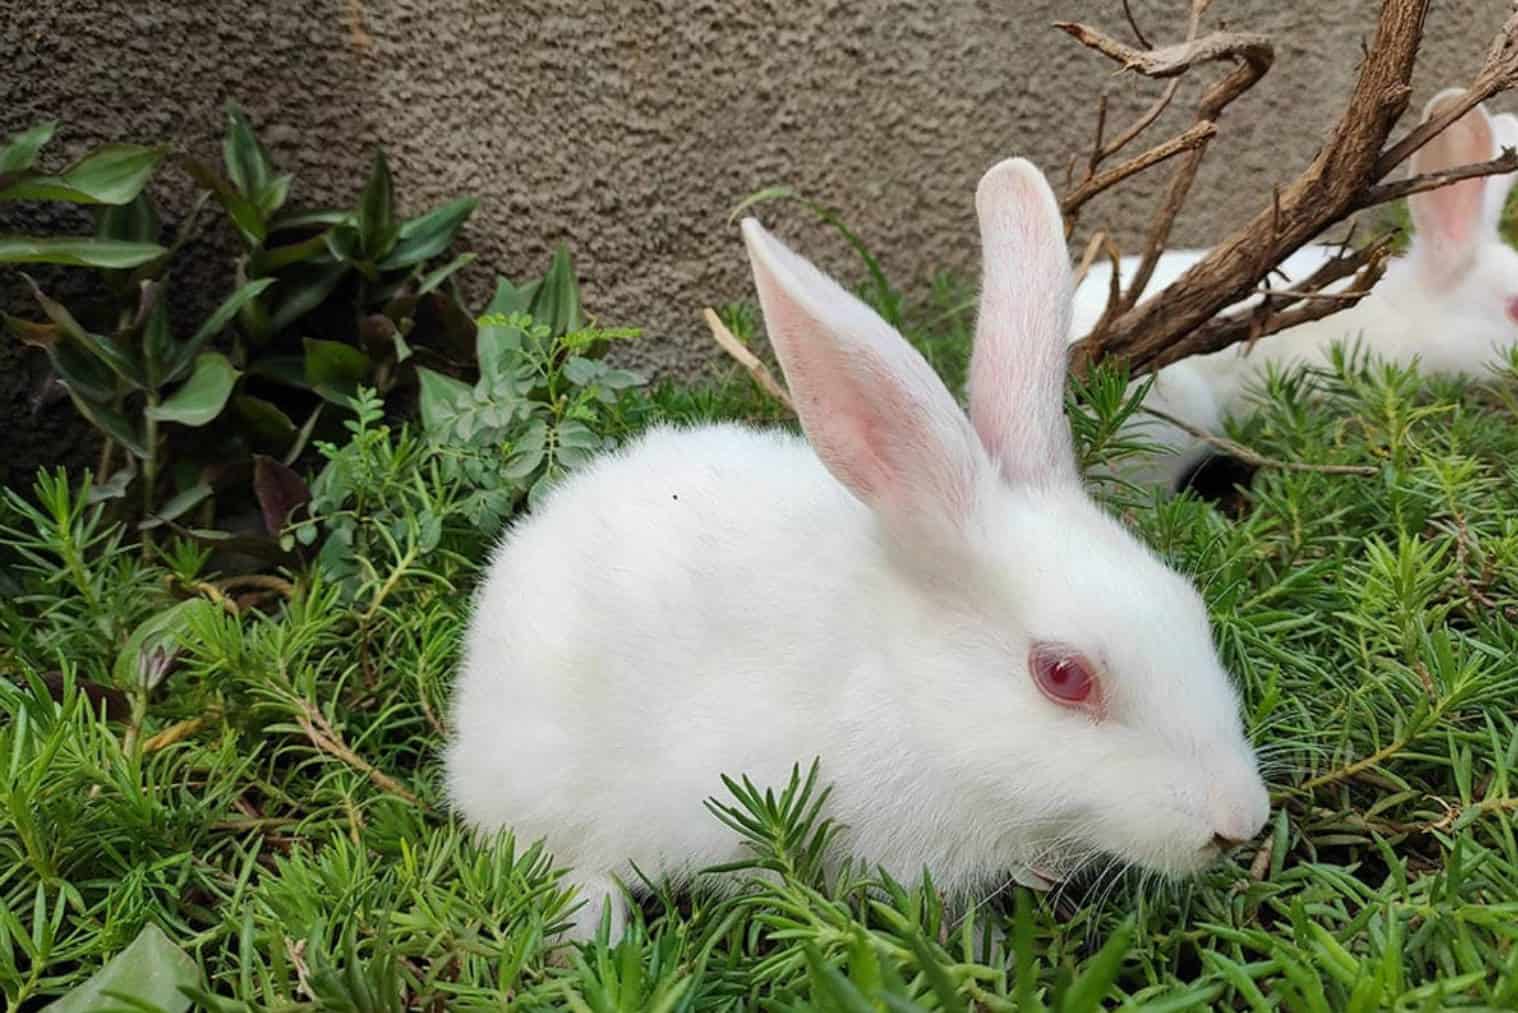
[446, 159, 1270, 942]
[1071, 92, 1518, 490]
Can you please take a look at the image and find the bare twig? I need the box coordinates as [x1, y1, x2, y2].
[142, 713, 217, 753]
[1054, 23, 1272, 82]
[1099, 80, 1185, 164]
[703, 307, 795, 409]
[1058, 2, 1275, 327]
[1121, 0, 1153, 49]
[1186, 235, 1397, 366]
[1140, 405, 1379, 476]
[1071, 231, 1109, 289]
[1089, 235, 1125, 356]
[1061, 120, 1217, 214]
[1374, 23, 1518, 178]
[1086, 94, 1109, 181]
[296, 700, 424, 807]
[1358, 148, 1518, 206]
[1056, 19, 1271, 235]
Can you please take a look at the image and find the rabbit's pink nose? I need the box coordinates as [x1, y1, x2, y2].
[1208, 772, 1271, 846]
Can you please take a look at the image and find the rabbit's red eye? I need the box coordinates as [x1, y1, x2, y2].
[1505, 296, 1518, 323]
[1030, 646, 1100, 711]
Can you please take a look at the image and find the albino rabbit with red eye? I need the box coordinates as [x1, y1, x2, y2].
[445, 158, 1270, 942]
[1071, 90, 1518, 490]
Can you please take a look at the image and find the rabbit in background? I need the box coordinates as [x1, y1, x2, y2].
[445, 158, 1270, 942]
[1070, 89, 1518, 491]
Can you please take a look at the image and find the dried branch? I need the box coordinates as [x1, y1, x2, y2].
[1057, 3, 1275, 337]
[1100, 0, 1209, 172]
[1071, 231, 1108, 289]
[1374, 22, 1518, 176]
[1055, 21, 1272, 223]
[1054, 24, 1271, 82]
[1358, 148, 1518, 206]
[1061, 120, 1217, 214]
[1064, 0, 1518, 376]
[1168, 235, 1396, 369]
[1121, 0, 1153, 49]
[1098, 80, 1185, 164]
[1091, 235, 1125, 340]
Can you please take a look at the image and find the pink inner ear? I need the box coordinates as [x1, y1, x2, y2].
[742, 219, 982, 532]
[1505, 296, 1518, 323]
[1410, 97, 1496, 272]
[969, 162, 1076, 486]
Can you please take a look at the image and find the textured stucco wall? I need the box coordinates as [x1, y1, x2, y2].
[1, 1, 1511, 486]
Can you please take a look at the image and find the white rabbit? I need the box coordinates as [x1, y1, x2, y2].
[445, 158, 1271, 943]
[1071, 90, 1518, 490]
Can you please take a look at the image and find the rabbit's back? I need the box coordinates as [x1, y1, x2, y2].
[444, 423, 874, 873]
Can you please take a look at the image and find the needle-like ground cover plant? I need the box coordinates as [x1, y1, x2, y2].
[4, 269, 1518, 1010]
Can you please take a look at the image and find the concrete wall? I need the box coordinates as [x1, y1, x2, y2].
[1, 0, 1510, 483]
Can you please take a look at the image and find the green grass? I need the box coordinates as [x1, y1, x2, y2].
[4, 270, 1518, 1010]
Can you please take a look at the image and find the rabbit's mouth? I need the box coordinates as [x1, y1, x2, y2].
[1029, 865, 1062, 889]
[1013, 864, 1063, 891]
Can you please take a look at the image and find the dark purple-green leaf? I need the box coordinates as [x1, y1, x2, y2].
[142, 291, 173, 388]
[250, 231, 330, 274]
[269, 260, 348, 333]
[534, 244, 584, 337]
[39, 669, 132, 722]
[234, 395, 297, 451]
[303, 337, 371, 404]
[256, 173, 293, 219]
[24, 274, 146, 388]
[95, 191, 161, 244]
[269, 207, 351, 232]
[253, 454, 310, 535]
[11, 318, 121, 404]
[284, 402, 323, 465]
[138, 481, 214, 530]
[416, 251, 476, 295]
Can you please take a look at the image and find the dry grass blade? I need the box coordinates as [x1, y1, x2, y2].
[703, 307, 794, 410]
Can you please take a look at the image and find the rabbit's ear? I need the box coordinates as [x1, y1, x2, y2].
[742, 219, 985, 537]
[967, 159, 1077, 485]
[1482, 112, 1518, 230]
[1409, 89, 1498, 286]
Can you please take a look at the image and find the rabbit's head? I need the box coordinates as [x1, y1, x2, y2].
[1396, 89, 1518, 373]
[740, 159, 1269, 883]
